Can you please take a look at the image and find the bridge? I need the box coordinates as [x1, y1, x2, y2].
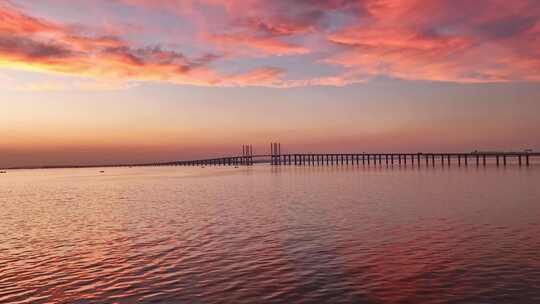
[132, 143, 538, 168]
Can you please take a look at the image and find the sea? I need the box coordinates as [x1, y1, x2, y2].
[1, 165, 539, 303]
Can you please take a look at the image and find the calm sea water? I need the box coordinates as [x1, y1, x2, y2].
[1, 165, 539, 303]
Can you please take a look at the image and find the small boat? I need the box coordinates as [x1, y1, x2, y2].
[99, 171, 105, 173]
[0, 171, 7, 174]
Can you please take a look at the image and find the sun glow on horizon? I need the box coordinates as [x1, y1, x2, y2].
[1, 0, 540, 167]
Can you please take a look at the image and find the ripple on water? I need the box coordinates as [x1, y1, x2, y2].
[0, 166, 539, 303]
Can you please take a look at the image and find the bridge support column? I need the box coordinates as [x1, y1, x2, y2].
[526, 154, 530, 166]
[519, 155, 522, 166]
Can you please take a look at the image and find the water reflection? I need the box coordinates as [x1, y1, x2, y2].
[0, 165, 539, 303]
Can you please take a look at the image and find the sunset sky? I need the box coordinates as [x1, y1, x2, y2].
[1, 0, 540, 167]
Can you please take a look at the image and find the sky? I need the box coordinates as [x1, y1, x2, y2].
[1, 0, 540, 167]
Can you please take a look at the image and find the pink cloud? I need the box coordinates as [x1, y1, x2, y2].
[2, 0, 540, 87]
[325, 0, 540, 83]
[205, 32, 309, 56]
[0, 2, 290, 87]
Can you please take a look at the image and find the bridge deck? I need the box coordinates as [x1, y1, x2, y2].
[133, 151, 539, 167]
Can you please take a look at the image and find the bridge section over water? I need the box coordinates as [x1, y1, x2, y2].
[145, 143, 538, 168]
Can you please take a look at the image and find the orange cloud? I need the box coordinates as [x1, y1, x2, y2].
[0, 2, 289, 87]
[2, 0, 540, 87]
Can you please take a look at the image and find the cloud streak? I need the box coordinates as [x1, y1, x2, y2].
[325, 0, 540, 83]
[1, 0, 540, 88]
[0, 2, 288, 87]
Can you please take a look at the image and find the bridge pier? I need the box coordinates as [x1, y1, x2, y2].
[171, 147, 536, 169]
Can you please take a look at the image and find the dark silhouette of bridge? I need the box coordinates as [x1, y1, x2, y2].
[132, 143, 538, 168]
